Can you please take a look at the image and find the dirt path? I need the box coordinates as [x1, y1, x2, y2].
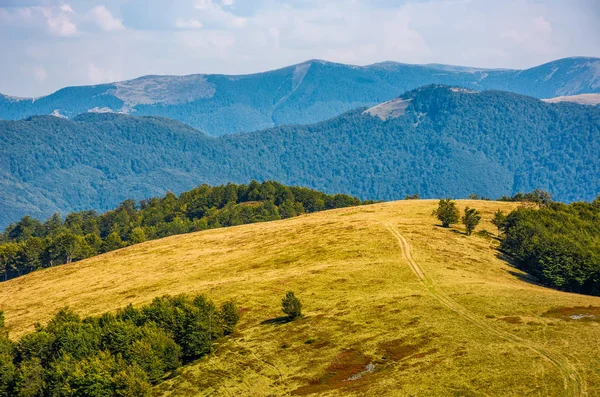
[383, 222, 584, 397]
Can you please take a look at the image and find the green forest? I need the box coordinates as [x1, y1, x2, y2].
[0, 294, 239, 396]
[501, 197, 600, 296]
[1, 85, 599, 228]
[0, 181, 364, 282]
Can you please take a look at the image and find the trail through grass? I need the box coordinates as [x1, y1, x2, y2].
[384, 221, 584, 397]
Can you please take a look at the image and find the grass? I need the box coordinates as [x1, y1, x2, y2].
[1, 200, 600, 396]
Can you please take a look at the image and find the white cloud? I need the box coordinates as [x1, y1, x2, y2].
[193, 0, 246, 28]
[175, 18, 203, 29]
[0, 5, 78, 36]
[1, 0, 599, 97]
[43, 7, 78, 36]
[89, 5, 124, 32]
[60, 4, 74, 13]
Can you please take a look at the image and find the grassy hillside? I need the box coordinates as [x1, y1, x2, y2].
[1, 200, 599, 396]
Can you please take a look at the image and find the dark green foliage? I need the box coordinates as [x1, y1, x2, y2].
[2, 85, 597, 232]
[282, 291, 302, 320]
[220, 302, 240, 335]
[498, 189, 553, 206]
[491, 210, 507, 236]
[14, 358, 45, 397]
[462, 207, 481, 235]
[501, 199, 600, 296]
[0, 181, 361, 282]
[2, 293, 238, 396]
[0, 334, 15, 397]
[404, 194, 420, 200]
[433, 199, 460, 228]
[0, 311, 4, 330]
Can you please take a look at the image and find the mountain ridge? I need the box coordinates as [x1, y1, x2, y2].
[1, 85, 598, 227]
[1, 57, 599, 136]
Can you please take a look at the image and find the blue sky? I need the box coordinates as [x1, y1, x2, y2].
[0, 0, 599, 97]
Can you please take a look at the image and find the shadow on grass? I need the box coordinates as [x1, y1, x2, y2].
[260, 316, 292, 325]
[495, 252, 542, 287]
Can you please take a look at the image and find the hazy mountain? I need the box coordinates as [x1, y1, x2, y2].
[1, 85, 598, 227]
[1, 57, 599, 136]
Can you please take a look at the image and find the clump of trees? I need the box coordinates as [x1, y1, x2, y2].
[462, 207, 481, 236]
[432, 199, 460, 228]
[498, 189, 553, 207]
[0, 181, 364, 282]
[0, 294, 239, 396]
[282, 292, 302, 320]
[500, 197, 600, 296]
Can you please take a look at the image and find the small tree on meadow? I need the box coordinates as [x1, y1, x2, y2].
[220, 302, 240, 335]
[491, 210, 507, 236]
[462, 207, 481, 236]
[281, 291, 302, 320]
[432, 199, 460, 228]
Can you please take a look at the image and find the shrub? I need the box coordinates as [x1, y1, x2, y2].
[462, 207, 481, 236]
[220, 302, 240, 335]
[282, 291, 302, 320]
[1, 293, 239, 396]
[432, 199, 460, 228]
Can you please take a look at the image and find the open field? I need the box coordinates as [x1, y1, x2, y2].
[1, 200, 600, 396]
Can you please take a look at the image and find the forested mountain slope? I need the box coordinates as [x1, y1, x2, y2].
[1, 85, 599, 227]
[1, 57, 599, 136]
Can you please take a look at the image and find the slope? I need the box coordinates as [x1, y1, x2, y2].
[1, 85, 599, 227]
[1, 57, 599, 135]
[1, 200, 599, 396]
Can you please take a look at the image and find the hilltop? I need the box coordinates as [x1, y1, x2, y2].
[543, 93, 600, 106]
[1, 85, 599, 227]
[1, 57, 599, 135]
[1, 200, 599, 396]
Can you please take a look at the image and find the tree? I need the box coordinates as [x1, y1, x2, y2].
[0, 311, 4, 330]
[281, 291, 302, 320]
[128, 228, 146, 245]
[462, 207, 481, 236]
[220, 302, 240, 335]
[101, 232, 124, 253]
[432, 199, 460, 228]
[491, 210, 507, 236]
[0, 334, 15, 397]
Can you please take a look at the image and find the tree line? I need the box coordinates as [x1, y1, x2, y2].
[500, 197, 600, 296]
[0, 181, 365, 282]
[0, 294, 239, 396]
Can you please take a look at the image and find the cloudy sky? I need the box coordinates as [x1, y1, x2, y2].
[0, 0, 598, 97]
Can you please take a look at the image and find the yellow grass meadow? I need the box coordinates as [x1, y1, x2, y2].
[1, 200, 599, 396]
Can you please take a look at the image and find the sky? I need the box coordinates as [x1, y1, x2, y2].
[0, 0, 599, 97]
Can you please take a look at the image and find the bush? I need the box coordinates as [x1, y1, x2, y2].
[3, 293, 239, 396]
[282, 291, 302, 320]
[220, 302, 240, 335]
[462, 207, 481, 236]
[432, 199, 460, 228]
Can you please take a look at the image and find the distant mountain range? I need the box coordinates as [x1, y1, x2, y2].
[1, 57, 599, 136]
[1, 85, 598, 227]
